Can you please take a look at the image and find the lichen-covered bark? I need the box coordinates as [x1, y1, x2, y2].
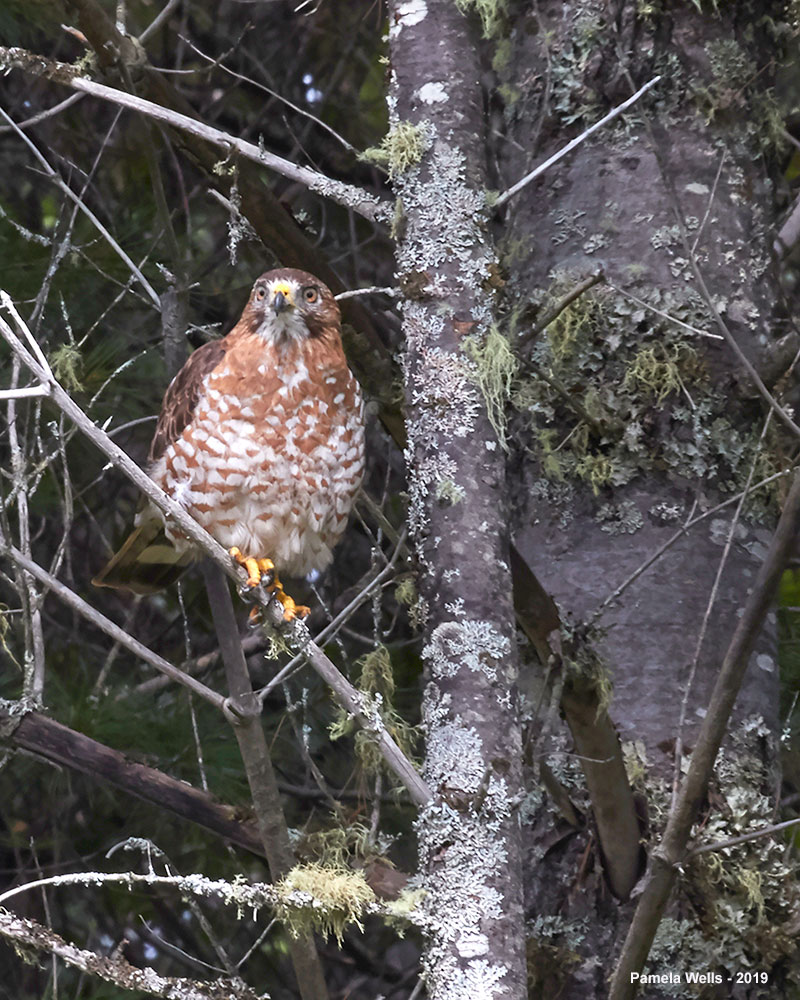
[495, 1, 797, 994]
[388, 2, 526, 998]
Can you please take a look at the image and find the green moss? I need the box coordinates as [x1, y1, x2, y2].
[574, 454, 618, 495]
[330, 646, 419, 776]
[275, 863, 375, 944]
[513, 277, 781, 516]
[50, 342, 83, 392]
[454, 0, 506, 38]
[623, 342, 701, 404]
[394, 574, 417, 608]
[564, 641, 613, 716]
[358, 644, 394, 701]
[298, 821, 386, 869]
[464, 325, 518, 449]
[360, 121, 428, 180]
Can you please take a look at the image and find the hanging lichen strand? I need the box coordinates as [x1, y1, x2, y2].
[387, 2, 526, 998]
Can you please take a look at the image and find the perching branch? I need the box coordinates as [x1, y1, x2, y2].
[0, 46, 391, 225]
[202, 563, 330, 1000]
[609, 466, 800, 1000]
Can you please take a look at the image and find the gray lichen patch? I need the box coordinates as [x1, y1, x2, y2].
[395, 131, 493, 304]
[414, 771, 515, 1000]
[423, 619, 511, 684]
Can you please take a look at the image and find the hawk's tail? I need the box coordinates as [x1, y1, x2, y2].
[92, 521, 195, 594]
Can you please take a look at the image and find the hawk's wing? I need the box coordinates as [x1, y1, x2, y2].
[148, 338, 227, 463]
[93, 338, 227, 594]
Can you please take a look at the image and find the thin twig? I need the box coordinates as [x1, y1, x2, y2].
[494, 75, 661, 208]
[1, 542, 228, 712]
[604, 281, 723, 341]
[179, 32, 359, 155]
[672, 412, 773, 809]
[0, 93, 84, 133]
[688, 817, 800, 857]
[139, 0, 181, 41]
[335, 286, 398, 301]
[590, 467, 793, 623]
[519, 270, 605, 350]
[0, 108, 161, 308]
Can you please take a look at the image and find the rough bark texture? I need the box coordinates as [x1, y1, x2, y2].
[388, 2, 526, 997]
[495, 1, 795, 995]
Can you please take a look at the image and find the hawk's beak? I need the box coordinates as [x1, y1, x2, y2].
[271, 283, 294, 315]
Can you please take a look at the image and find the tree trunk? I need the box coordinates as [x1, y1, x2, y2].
[388, 1, 527, 996]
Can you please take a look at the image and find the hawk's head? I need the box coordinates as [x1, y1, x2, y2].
[245, 268, 341, 345]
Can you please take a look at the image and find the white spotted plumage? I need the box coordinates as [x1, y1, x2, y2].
[145, 270, 365, 579]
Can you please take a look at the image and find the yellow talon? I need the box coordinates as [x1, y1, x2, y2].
[229, 547, 273, 588]
[270, 585, 311, 622]
[229, 548, 308, 621]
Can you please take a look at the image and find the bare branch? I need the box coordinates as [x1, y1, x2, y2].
[1, 702, 264, 855]
[335, 286, 398, 301]
[494, 75, 661, 208]
[0, 46, 391, 224]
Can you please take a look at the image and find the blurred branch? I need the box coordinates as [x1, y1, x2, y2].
[0, 107, 161, 308]
[0, 911, 268, 1000]
[0, 92, 84, 133]
[510, 544, 642, 900]
[1, 703, 264, 854]
[0, 46, 390, 225]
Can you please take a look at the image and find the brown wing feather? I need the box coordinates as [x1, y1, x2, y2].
[148, 338, 227, 463]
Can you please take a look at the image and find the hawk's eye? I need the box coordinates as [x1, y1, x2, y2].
[255, 285, 267, 301]
[303, 286, 319, 304]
